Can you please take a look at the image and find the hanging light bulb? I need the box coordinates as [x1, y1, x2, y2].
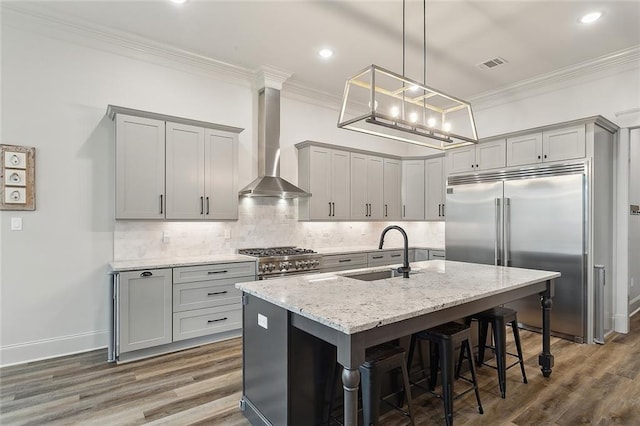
[443, 122, 452, 132]
[390, 106, 400, 118]
[409, 112, 418, 123]
[427, 117, 436, 127]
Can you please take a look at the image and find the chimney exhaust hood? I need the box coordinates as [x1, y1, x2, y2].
[239, 82, 310, 198]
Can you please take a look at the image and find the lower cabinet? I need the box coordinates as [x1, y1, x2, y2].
[118, 268, 172, 353]
[112, 261, 255, 362]
[367, 250, 404, 267]
[321, 253, 368, 272]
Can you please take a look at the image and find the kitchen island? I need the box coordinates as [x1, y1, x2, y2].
[236, 260, 560, 426]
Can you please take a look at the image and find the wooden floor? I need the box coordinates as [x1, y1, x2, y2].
[1, 314, 638, 425]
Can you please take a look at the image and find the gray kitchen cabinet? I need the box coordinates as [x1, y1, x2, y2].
[321, 252, 368, 272]
[166, 122, 239, 220]
[172, 262, 255, 342]
[446, 139, 506, 174]
[117, 268, 172, 353]
[425, 156, 445, 221]
[367, 250, 404, 267]
[350, 153, 383, 220]
[298, 145, 350, 220]
[414, 248, 429, 261]
[383, 158, 402, 220]
[507, 125, 586, 167]
[115, 114, 166, 219]
[428, 250, 446, 260]
[110, 105, 242, 221]
[401, 159, 425, 220]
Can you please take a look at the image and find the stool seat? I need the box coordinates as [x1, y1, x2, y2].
[469, 307, 527, 398]
[407, 322, 483, 426]
[327, 343, 415, 426]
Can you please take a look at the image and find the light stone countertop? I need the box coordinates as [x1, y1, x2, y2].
[110, 254, 256, 272]
[236, 260, 560, 335]
[317, 245, 444, 255]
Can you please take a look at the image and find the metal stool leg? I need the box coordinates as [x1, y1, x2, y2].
[493, 317, 507, 399]
[511, 320, 528, 384]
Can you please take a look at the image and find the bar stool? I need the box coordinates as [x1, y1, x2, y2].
[406, 322, 483, 426]
[468, 307, 527, 398]
[327, 343, 415, 426]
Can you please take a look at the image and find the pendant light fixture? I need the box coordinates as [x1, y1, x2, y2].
[338, 0, 478, 150]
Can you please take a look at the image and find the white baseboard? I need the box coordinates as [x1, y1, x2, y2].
[614, 314, 630, 334]
[0, 330, 108, 367]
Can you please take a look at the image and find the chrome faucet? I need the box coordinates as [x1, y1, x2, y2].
[378, 225, 411, 278]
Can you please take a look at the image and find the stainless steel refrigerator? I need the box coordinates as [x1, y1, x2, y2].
[445, 162, 587, 342]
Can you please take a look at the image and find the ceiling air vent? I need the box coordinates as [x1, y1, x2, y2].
[477, 56, 508, 70]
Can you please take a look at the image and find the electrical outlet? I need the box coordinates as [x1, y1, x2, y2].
[258, 313, 268, 329]
[11, 217, 22, 231]
[162, 231, 170, 243]
[224, 229, 231, 239]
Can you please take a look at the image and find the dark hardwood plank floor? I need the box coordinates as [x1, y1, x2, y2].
[1, 314, 638, 425]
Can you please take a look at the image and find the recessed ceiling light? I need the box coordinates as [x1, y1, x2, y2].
[318, 48, 334, 59]
[579, 11, 602, 24]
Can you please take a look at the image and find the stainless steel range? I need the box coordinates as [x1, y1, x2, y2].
[238, 247, 323, 279]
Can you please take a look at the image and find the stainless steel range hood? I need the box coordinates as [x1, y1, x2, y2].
[239, 87, 310, 198]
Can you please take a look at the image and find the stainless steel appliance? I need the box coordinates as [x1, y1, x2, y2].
[446, 162, 587, 342]
[238, 246, 322, 279]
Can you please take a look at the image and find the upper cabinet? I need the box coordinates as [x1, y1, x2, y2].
[110, 106, 242, 221]
[298, 145, 350, 220]
[115, 114, 166, 219]
[446, 139, 506, 174]
[401, 159, 425, 220]
[350, 153, 383, 220]
[425, 156, 445, 221]
[506, 125, 586, 167]
[383, 158, 402, 221]
[165, 124, 239, 220]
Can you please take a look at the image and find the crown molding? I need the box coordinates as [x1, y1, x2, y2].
[2, 3, 255, 87]
[469, 45, 640, 110]
[4, 2, 638, 114]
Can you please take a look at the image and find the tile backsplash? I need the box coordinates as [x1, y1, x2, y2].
[114, 197, 444, 261]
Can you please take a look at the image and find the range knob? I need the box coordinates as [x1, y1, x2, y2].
[268, 263, 275, 272]
[261, 264, 269, 273]
[294, 261, 302, 269]
[280, 261, 290, 271]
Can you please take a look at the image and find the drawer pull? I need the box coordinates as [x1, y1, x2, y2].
[208, 317, 228, 323]
[391, 254, 401, 258]
[140, 271, 153, 277]
[338, 259, 352, 263]
[372, 255, 383, 259]
[207, 270, 228, 275]
[207, 290, 228, 296]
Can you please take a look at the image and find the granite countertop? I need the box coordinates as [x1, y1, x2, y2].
[317, 245, 444, 255]
[236, 260, 560, 335]
[110, 254, 256, 272]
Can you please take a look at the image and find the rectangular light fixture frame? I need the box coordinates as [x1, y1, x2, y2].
[338, 65, 479, 150]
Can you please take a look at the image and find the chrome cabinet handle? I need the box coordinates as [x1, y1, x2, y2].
[495, 198, 501, 266]
[504, 198, 511, 267]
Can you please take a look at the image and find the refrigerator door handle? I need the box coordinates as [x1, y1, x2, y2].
[495, 198, 502, 266]
[504, 197, 511, 267]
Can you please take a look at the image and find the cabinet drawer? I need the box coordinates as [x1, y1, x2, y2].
[173, 262, 256, 284]
[322, 253, 368, 272]
[367, 250, 404, 266]
[173, 304, 242, 341]
[173, 279, 242, 312]
[429, 250, 446, 260]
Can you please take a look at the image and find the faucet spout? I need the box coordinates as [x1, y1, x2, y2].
[378, 225, 411, 278]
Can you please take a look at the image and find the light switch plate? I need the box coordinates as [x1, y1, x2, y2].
[11, 217, 22, 231]
[258, 313, 268, 329]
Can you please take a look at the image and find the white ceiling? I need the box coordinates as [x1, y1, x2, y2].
[15, 0, 640, 99]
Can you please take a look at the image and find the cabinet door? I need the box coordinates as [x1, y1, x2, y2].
[165, 122, 205, 219]
[507, 133, 542, 166]
[476, 139, 506, 171]
[350, 153, 368, 220]
[366, 156, 384, 220]
[383, 158, 402, 220]
[445, 146, 476, 174]
[115, 114, 165, 219]
[401, 160, 425, 220]
[425, 157, 444, 221]
[118, 268, 172, 353]
[308, 147, 332, 219]
[330, 149, 351, 220]
[205, 129, 238, 220]
[543, 125, 586, 162]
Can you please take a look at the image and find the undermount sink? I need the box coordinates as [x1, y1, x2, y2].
[342, 269, 418, 281]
